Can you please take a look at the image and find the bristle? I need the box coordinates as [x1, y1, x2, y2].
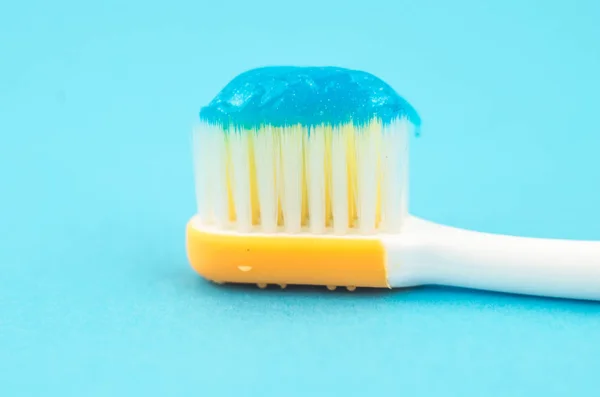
[213, 129, 230, 227]
[192, 126, 212, 223]
[380, 120, 409, 232]
[356, 121, 380, 234]
[229, 130, 252, 232]
[253, 127, 277, 232]
[306, 127, 326, 233]
[280, 126, 303, 233]
[331, 126, 349, 234]
[193, 117, 411, 235]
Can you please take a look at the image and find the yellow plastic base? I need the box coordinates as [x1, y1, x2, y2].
[186, 219, 390, 289]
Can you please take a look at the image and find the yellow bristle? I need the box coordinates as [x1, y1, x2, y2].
[225, 135, 236, 222]
[248, 131, 261, 225]
[377, 120, 384, 228]
[301, 132, 309, 227]
[345, 124, 357, 228]
[275, 128, 285, 227]
[324, 126, 333, 228]
[195, 117, 410, 234]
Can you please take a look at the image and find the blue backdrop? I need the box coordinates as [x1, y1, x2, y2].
[2, 0, 600, 395]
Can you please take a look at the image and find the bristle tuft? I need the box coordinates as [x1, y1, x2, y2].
[193, 118, 411, 235]
[331, 127, 349, 234]
[229, 130, 252, 232]
[306, 127, 326, 234]
[254, 127, 278, 232]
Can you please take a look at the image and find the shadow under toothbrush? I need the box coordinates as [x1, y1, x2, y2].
[198, 278, 600, 307]
[203, 280, 390, 296]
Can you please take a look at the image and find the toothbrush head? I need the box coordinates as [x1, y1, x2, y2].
[193, 66, 420, 236]
[188, 66, 420, 289]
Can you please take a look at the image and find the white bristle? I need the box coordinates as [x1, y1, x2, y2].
[280, 127, 303, 233]
[306, 128, 326, 233]
[230, 130, 252, 232]
[381, 119, 410, 232]
[192, 117, 410, 235]
[254, 127, 277, 233]
[192, 125, 213, 223]
[212, 126, 230, 227]
[355, 125, 378, 234]
[331, 127, 349, 234]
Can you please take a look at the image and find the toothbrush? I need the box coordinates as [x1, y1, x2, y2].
[187, 66, 600, 301]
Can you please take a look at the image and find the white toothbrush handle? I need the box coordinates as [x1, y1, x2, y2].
[385, 217, 600, 300]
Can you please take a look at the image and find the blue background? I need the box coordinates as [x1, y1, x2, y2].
[2, 0, 600, 395]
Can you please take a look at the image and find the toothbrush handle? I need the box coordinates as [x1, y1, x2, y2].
[385, 217, 600, 300]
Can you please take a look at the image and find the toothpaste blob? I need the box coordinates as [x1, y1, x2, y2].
[193, 66, 419, 235]
[199, 66, 421, 130]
